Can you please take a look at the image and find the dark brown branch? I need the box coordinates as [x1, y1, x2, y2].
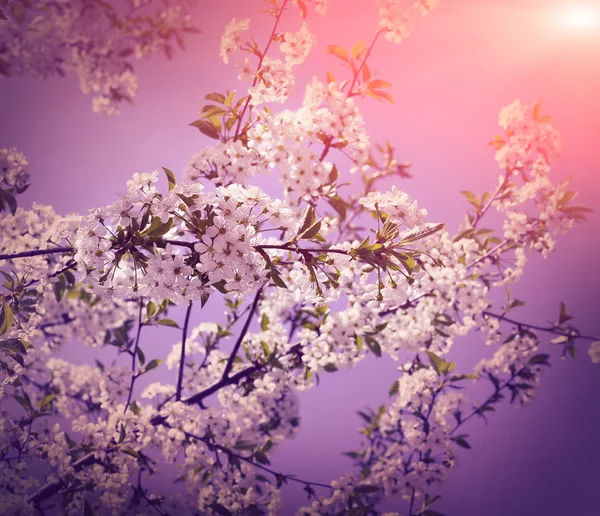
[124, 301, 144, 413]
[182, 429, 333, 490]
[28, 452, 97, 507]
[257, 244, 350, 256]
[0, 247, 74, 261]
[222, 288, 262, 381]
[483, 311, 597, 341]
[176, 301, 194, 401]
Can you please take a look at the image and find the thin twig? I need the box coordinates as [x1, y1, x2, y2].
[183, 429, 333, 490]
[483, 311, 597, 341]
[347, 29, 382, 96]
[0, 247, 74, 261]
[124, 300, 144, 413]
[233, 0, 289, 141]
[176, 301, 194, 401]
[222, 288, 262, 380]
[258, 244, 349, 256]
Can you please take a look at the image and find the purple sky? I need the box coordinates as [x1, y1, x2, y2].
[1, 1, 600, 514]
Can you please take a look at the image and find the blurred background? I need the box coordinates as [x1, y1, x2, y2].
[1, 0, 599, 514]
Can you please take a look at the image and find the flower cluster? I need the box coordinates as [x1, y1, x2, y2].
[220, 17, 251, 64]
[0, 1, 598, 515]
[279, 23, 316, 66]
[0, 147, 29, 191]
[359, 185, 428, 228]
[0, 0, 196, 114]
[377, 0, 439, 44]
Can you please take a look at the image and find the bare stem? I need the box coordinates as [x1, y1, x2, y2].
[124, 300, 144, 413]
[176, 301, 194, 401]
[0, 247, 74, 261]
[347, 29, 382, 97]
[483, 310, 597, 341]
[233, 0, 289, 141]
[222, 289, 262, 380]
[258, 244, 349, 256]
[182, 429, 333, 490]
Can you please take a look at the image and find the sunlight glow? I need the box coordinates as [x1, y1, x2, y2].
[559, 5, 600, 29]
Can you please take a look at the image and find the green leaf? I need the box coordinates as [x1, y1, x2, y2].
[118, 424, 126, 444]
[300, 220, 322, 240]
[528, 354, 550, 366]
[162, 167, 176, 191]
[0, 338, 26, 355]
[234, 440, 255, 451]
[205, 92, 226, 104]
[327, 195, 347, 220]
[260, 314, 269, 332]
[297, 206, 316, 237]
[0, 302, 14, 336]
[0, 189, 17, 215]
[200, 105, 227, 118]
[144, 359, 162, 373]
[449, 374, 479, 382]
[189, 119, 221, 139]
[460, 190, 480, 208]
[12, 394, 32, 413]
[454, 436, 471, 449]
[399, 223, 445, 245]
[136, 346, 146, 366]
[328, 164, 339, 184]
[156, 319, 180, 328]
[224, 91, 235, 107]
[365, 336, 382, 357]
[130, 401, 141, 416]
[141, 217, 173, 238]
[121, 448, 142, 460]
[425, 350, 445, 375]
[254, 450, 270, 465]
[558, 302, 572, 324]
[355, 334, 364, 352]
[269, 269, 288, 289]
[37, 394, 57, 411]
[355, 484, 379, 494]
[260, 341, 271, 357]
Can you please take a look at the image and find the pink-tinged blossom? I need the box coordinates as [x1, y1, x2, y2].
[280, 23, 316, 65]
[0, 147, 29, 190]
[377, 0, 439, 45]
[589, 340, 600, 364]
[359, 185, 428, 227]
[220, 17, 251, 64]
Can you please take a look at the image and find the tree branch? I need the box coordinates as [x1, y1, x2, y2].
[483, 310, 597, 341]
[0, 247, 74, 261]
[221, 288, 262, 381]
[233, 0, 289, 141]
[124, 300, 144, 413]
[182, 429, 333, 490]
[257, 244, 350, 256]
[176, 301, 194, 401]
